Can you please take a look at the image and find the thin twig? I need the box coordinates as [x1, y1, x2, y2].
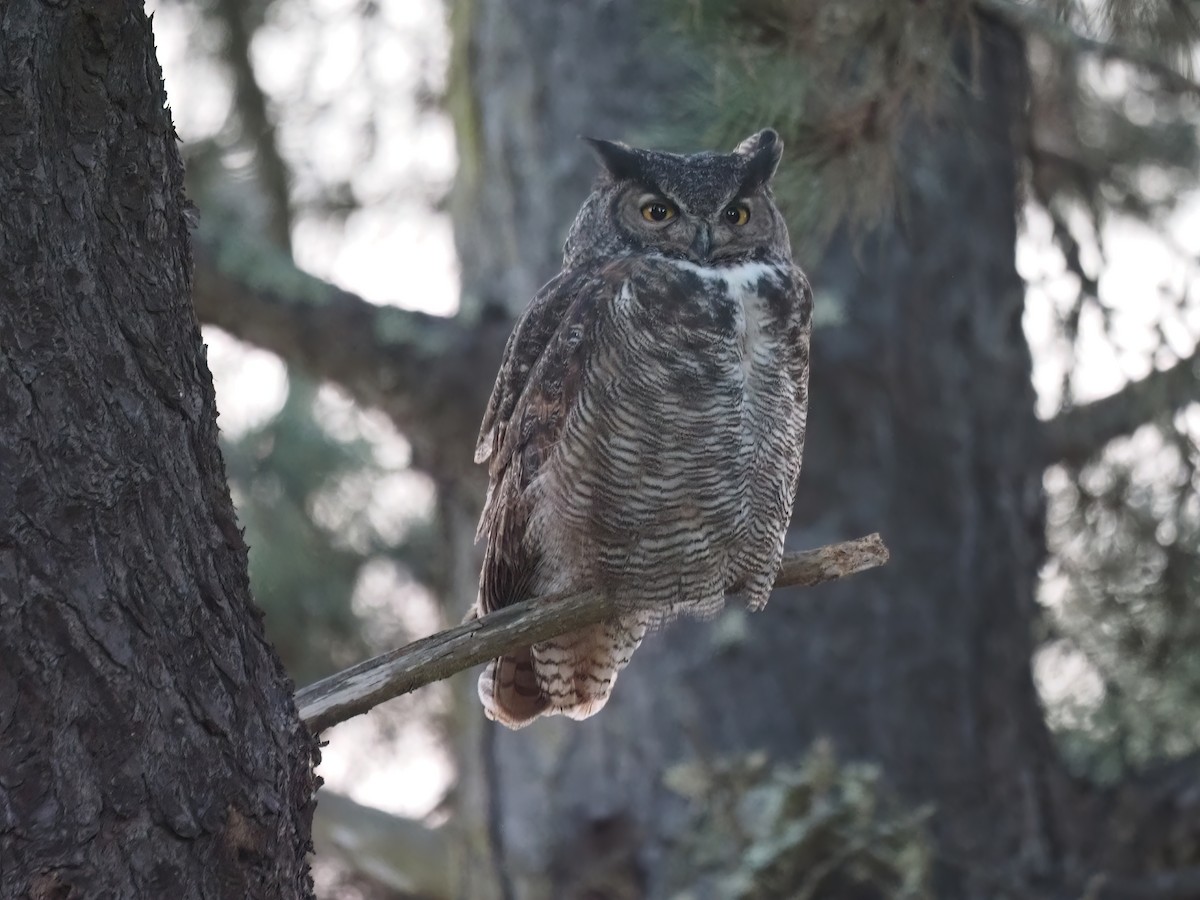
[297, 533, 890, 733]
[975, 0, 1200, 100]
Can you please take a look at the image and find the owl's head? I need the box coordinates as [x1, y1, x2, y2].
[564, 130, 789, 268]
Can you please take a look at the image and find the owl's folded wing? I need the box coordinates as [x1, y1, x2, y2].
[474, 264, 617, 614]
[783, 264, 814, 390]
[475, 268, 587, 467]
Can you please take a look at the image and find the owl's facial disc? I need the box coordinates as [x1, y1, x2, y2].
[615, 186, 773, 265]
[566, 130, 790, 269]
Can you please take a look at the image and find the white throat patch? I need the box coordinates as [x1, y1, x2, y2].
[665, 258, 780, 292]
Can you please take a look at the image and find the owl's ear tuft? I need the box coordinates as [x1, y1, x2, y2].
[734, 129, 783, 192]
[582, 136, 648, 184]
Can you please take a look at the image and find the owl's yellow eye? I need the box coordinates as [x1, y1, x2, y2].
[641, 201, 677, 223]
[723, 204, 750, 226]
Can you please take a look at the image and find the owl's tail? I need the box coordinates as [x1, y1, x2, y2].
[478, 648, 550, 728]
[479, 617, 648, 729]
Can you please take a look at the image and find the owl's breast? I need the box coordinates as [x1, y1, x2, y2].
[648, 259, 796, 397]
[528, 256, 806, 610]
[660, 257, 801, 482]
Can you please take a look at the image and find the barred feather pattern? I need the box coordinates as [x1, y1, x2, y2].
[473, 252, 812, 728]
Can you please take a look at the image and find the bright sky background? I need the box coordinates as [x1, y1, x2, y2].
[148, 0, 1200, 818]
[1020, 198, 1200, 418]
[150, 0, 456, 817]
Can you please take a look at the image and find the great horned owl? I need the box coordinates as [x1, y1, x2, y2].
[473, 129, 812, 728]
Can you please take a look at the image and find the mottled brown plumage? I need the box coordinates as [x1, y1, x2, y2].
[474, 130, 813, 727]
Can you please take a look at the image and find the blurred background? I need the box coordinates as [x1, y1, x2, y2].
[149, 0, 1200, 897]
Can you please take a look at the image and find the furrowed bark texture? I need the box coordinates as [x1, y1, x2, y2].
[0, 3, 317, 897]
[451, 6, 1071, 900]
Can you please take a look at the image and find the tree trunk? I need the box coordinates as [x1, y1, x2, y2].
[447, 0, 689, 320]
[0, 3, 316, 897]
[451, 5, 1069, 898]
[446, 4, 692, 897]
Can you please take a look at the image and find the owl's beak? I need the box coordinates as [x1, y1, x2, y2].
[689, 224, 712, 262]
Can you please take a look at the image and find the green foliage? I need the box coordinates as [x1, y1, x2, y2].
[222, 378, 367, 683]
[665, 741, 933, 899]
[1044, 421, 1200, 778]
[221, 375, 432, 685]
[661, 0, 972, 246]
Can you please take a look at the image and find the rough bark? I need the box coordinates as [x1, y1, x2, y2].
[0, 3, 317, 897]
[450, 6, 1068, 899]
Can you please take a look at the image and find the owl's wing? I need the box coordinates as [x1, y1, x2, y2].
[474, 263, 616, 615]
[475, 269, 584, 469]
[784, 264, 815, 387]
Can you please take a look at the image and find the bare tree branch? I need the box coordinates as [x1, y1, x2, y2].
[975, 0, 1200, 100]
[1042, 350, 1200, 466]
[192, 233, 503, 478]
[296, 534, 890, 733]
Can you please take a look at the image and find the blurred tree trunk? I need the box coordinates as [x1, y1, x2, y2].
[0, 3, 316, 898]
[449, 4, 1069, 898]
